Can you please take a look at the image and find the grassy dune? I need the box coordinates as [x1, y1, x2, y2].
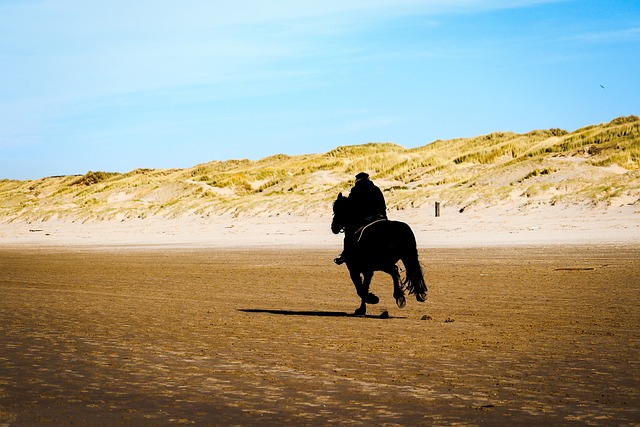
[1, 116, 638, 222]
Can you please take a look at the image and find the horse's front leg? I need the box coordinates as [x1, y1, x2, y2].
[349, 269, 367, 316]
[362, 271, 379, 305]
[350, 269, 378, 316]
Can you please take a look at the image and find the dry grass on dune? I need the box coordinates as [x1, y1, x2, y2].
[1, 116, 638, 222]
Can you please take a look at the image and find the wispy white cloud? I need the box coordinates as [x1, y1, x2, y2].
[569, 27, 640, 43]
[1, 1, 567, 88]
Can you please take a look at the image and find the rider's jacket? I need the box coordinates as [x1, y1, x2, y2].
[348, 178, 387, 227]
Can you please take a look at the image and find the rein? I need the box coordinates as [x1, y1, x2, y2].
[352, 219, 387, 245]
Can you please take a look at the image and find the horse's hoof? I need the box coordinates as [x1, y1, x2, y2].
[354, 307, 366, 316]
[416, 292, 428, 302]
[365, 293, 379, 304]
[396, 296, 406, 309]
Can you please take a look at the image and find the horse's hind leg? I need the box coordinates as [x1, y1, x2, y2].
[384, 265, 406, 309]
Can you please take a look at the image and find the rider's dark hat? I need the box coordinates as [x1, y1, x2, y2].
[355, 172, 369, 181]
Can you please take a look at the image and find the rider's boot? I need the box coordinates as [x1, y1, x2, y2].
[335, 232, 354, 265]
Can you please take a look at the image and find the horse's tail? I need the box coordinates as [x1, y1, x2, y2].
[400, 226, 428, 302]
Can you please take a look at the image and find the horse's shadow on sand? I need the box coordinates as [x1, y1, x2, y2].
[239, 308, 405, 319]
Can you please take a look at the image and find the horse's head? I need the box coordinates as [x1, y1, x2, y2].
[331, 192, 350, 234]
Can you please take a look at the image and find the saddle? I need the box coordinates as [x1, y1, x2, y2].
[334, 214, 387, 265]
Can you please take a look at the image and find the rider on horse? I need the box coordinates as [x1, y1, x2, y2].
[334, 172, 388, 265]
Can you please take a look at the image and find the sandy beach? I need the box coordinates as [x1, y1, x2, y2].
[1, 203, 639, 425]
[1, 244, 639, 426]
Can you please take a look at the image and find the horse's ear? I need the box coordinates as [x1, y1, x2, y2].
[338, 192, 343, 199]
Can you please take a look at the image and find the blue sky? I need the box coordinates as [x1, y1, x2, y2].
[1, 0, 639, 180]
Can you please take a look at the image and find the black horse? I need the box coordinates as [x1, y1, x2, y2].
[332, 193, 428, 315]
